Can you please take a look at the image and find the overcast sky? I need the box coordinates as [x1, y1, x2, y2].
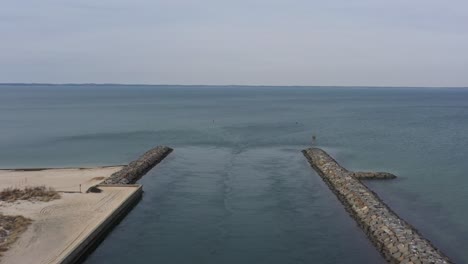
[1, 0, 467, 86]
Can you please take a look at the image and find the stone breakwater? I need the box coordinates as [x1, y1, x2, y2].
[352, 171, 397, 180]
[103, 146, 173, 185]
[302, 148, 452, 264]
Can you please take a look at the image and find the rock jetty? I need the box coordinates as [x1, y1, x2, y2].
[302, 148, 452, 264]
[103, 146, 173, 185]
[352, 171, 397, 180]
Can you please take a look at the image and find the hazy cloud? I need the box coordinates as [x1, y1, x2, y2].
[1, 0, 467, 86]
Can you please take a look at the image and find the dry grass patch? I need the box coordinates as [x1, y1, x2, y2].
[0, 214, 32, 256]
[0, 186, 61, 202]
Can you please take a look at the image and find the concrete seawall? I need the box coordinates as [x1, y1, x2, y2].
[69, 145, 172, 263]
[302, 148, 452, 264]
[103, 145, 173, 185]
[60, 185, 143, 264]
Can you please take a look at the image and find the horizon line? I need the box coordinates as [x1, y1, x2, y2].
[0, 82, 467, 89]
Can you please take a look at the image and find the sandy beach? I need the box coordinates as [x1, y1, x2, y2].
[0, 167, 140, 264]
[0, 167, 123, 193]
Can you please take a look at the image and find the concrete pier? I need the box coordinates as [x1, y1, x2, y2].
[60, 185, 143, 264]
[70, 145, 172, 262]
[302, 148, 452, 264]
[0, 146, 173, 264]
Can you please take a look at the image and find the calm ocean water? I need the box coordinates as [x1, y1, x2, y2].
[1, 85, 468, 263]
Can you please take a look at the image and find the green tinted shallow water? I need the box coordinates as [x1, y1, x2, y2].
[1, 85, 467, 263]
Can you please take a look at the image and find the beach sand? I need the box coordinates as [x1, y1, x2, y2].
[0, 166, 123, 193]
[0, 167, 140, 264]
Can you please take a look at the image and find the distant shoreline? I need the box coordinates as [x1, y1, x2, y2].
[0, 83, 467, 89]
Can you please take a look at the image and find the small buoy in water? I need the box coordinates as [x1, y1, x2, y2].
[312, 135, 317, 144]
